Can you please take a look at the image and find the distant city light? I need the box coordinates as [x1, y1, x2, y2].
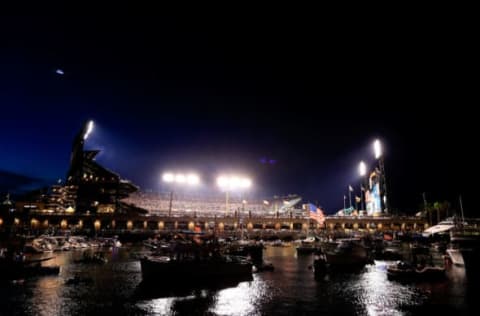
[55, 69, 64, 75]
[217, 175, 252, 190]
[359, 161, 367, 176]
[374, 139, 382, 159]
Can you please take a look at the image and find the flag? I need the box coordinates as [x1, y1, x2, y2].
[308, 203, 325, 224]
[355, 196, 361, 203]
[348, 185, 354, 192]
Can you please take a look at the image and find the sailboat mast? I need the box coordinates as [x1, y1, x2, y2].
[459, 195, 465, 224]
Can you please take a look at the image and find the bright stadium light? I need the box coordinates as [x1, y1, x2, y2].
[175, 174, 186, 183]
[162, 173, 174, 183]
[217, 175, 252, 217]
[83, 120, 94, 140]
[216, 175, 252, 190]
[217, 176, 228, 188]
[163, 172, 200, 185]
[373, 139, 382, 159]
[241, 178, 252, 188]
[162, 171, 201, 218]
[186, 174, 200, 185]
[359, 161, 367, 177]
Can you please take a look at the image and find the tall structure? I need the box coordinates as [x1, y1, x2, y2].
[66, 121, 140, 214]
[45, 184, 76, 212]
[365, 170, 382, 216]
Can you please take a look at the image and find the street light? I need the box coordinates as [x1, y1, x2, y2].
[162, 172, 200, 217]
[217, 175, 252, 217]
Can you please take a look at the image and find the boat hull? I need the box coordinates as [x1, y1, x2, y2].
[140, 257, 252, 282]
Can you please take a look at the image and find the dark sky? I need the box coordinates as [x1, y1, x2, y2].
[0, 14, 476, 215]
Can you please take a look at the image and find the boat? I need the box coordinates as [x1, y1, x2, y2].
[387, 261, 445, 281]
[140, 234, 253, 282]
[447, 224, 480, 271]
[373, 240, 403, 261]
[323, 238, 372, 267]
[446, 248, 464, 266]
[422, 218, 457, 237]
[296, 237, 317, 255]
[225, 241, 264, 263]
[140, 254, 252, 282]
[0, 252, 60, 281]
[444, 198, 480, 272]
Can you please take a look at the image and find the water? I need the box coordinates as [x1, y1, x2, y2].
[0, 246, 477, 315]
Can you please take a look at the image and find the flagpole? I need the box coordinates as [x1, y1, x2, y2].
[349, 188, 352, 208]
[359, 184, 364, 211]
[343, 195, 346, 211]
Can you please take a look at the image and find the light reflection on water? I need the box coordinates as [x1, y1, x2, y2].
[0, 246, 476, 315]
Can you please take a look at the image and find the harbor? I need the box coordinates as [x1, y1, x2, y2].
[0, 240, 478, 315]
[1, 13, 476, 314]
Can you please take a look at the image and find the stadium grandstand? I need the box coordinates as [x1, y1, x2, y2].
[122, 192, 306, 218]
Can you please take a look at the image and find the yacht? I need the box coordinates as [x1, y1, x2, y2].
[447, 224, 480, 270]
[422, 218, 457, 237]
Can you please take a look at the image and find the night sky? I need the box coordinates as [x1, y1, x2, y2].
[0, 14, 475, 215]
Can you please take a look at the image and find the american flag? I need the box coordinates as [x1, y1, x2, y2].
[308, 204, 325, 224]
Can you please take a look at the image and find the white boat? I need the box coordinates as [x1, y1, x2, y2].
[448, 224, 480, 270]
[446, 248, 465, 266]
[422, 219, 456, 237]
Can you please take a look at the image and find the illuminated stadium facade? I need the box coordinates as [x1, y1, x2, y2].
[1, 122, 427, 235]
[66, 121, 141, 214]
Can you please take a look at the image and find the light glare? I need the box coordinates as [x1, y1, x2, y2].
[175, 174, 186, 183]
[83, 120, 94, 140]
[187, 174, 200, 185]
[217, 175, 252, 190]
[359, 161, 367, 176]
[374, 139, 382, 159]
[162, 173, 174, 182]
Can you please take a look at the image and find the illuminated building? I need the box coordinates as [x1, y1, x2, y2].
[66, 121, 142, 214]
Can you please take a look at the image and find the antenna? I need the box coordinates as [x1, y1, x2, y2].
[459, 195, 465, 224]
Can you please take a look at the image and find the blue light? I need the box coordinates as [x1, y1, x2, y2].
[55, 69, 64, 75]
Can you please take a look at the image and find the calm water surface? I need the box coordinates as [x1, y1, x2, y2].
[0, 246, 477, 315]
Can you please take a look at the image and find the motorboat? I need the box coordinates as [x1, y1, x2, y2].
[446, 248, 464, 266]
[296, 237, 317, 255]
[0, 252, 60, 281]
[447, 224, 480, 271]
[422, 219, 457, 237]
[140, 254, 252, 282]
[323, 238, 372, 267]
[387, 261, 445, 281]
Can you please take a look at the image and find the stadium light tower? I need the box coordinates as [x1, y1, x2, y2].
[358, 161, 367, 211]
[162, 172, 200, 217]
[373, 139, 388, 214]
[216, 175, 252, 217]
[83, 120, 94, 140]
